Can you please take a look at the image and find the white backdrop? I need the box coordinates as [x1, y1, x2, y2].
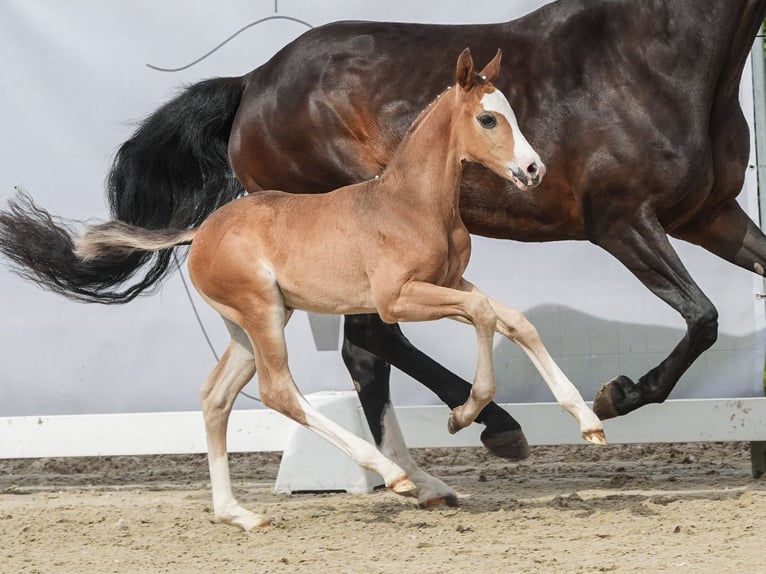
[0, 0, 763, 417]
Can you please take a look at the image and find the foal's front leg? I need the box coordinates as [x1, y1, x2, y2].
[378, 280, 499, 433]
[343, 313, 530, 461]
[461, 280, 606, 445]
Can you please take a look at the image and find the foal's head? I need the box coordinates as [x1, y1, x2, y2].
[453, 48, 545, 190]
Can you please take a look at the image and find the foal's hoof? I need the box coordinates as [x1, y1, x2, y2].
[582, 429, 607, 445]
[447, 411, 463, 435]
[480, 428, 531, 461]
[593, 375, 634, 420]
[389, 476, 417, 495]
[419, 494, 460, 509]
[221, 511, 271, 532]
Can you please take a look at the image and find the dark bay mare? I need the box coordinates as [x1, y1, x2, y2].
[1, 0, 765, 478]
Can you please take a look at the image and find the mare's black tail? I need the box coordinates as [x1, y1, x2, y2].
[0, 76, 246, 303]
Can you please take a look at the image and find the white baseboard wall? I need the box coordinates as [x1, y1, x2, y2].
[2, 398, 765, 471]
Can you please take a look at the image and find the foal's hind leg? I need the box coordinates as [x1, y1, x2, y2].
[200, 319, 266, 531]
[342, 339, 459, 508]
[235, 295, 416, 496]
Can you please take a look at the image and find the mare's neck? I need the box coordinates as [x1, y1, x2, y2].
[382, 87, 463, 217]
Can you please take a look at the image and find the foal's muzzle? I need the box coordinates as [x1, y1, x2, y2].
[512, 160, 546, 190]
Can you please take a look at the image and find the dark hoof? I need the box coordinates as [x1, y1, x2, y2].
[480, 428, 530, 461]
[419, 495, 460, 509]
[593, 375, 634, 420]
[447, 412, 462, 435]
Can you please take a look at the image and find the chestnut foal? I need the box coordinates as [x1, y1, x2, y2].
[76, 49, 605, 530]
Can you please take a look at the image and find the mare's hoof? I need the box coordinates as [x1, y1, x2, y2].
[593, 375, 634, 420]
[418, 494, 459, 509]
[480, 428, 531, 461]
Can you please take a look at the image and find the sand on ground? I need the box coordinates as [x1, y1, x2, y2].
[1, 442, 764, 573]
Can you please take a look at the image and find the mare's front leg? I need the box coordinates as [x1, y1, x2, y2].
[201, 319, 267, 531]
[341, 338, 459, 508]
[590, 210, 718, 419]
[461, 281, 605, 444]
[343, 313, 530, 460]
[376, 281, 499, 433]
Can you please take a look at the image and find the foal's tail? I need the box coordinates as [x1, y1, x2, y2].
[0, 191, 196, 301]
[75, 220, 198, 261]
[0, 75, 246, 303]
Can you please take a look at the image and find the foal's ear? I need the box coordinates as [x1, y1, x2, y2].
[478, 49, 502, 84]
[456, 48, 475, 90]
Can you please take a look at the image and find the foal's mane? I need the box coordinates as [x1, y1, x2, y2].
[401, 72, 491, 141]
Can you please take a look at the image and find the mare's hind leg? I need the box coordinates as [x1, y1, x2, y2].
[591, 212, 718, 419]
[200, 318, 265, 531]
[343, 314, 529, 460]
[342, 339, 459, 508]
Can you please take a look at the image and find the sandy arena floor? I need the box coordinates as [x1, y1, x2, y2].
[1, 442, 764, 573]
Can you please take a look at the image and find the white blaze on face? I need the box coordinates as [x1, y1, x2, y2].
[480, 89, 540, 176]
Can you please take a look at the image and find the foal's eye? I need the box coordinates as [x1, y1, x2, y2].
[477, 113, 497, 129]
